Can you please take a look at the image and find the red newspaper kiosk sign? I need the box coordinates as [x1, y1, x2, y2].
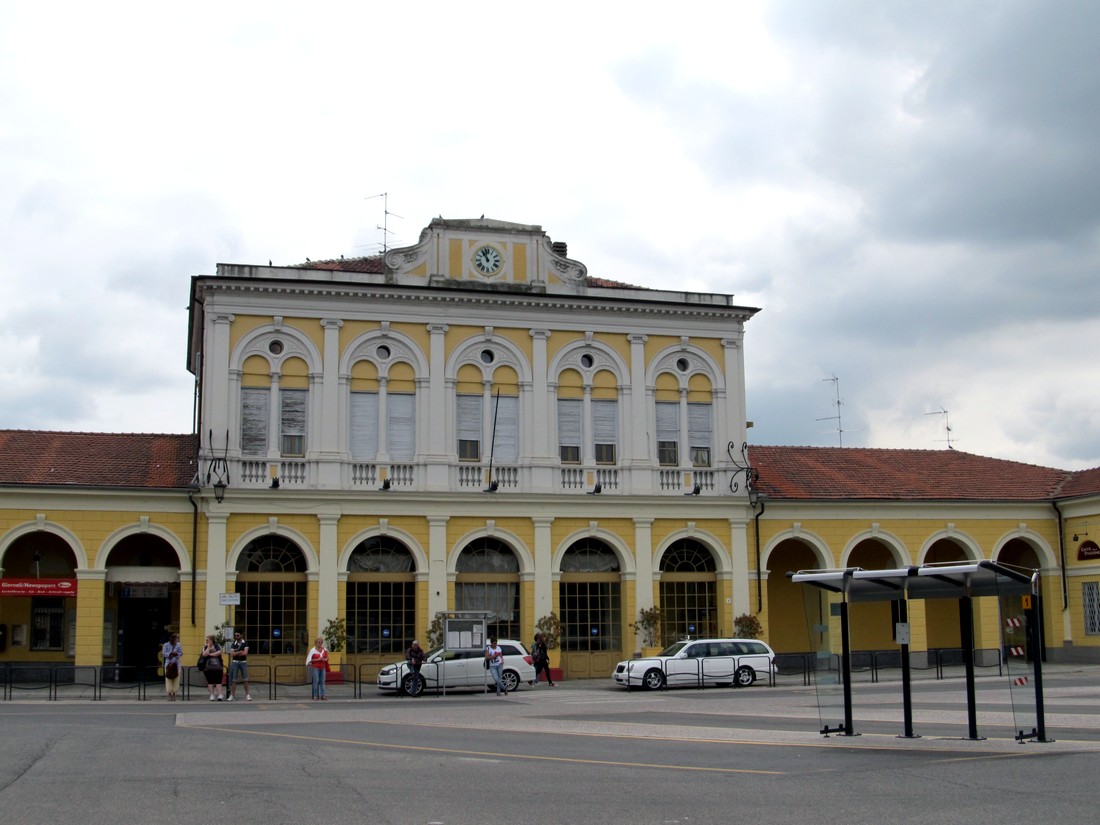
[0, 578, 78, 596]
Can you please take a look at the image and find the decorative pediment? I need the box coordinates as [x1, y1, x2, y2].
[383, 217, 587, 291]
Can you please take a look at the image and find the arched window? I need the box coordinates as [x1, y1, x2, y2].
[455, 539, 520, 640]
[346, 537, 416, 657]
[234, 536, 308, 655]
[659, 539, 718, 641]
[559, 538, 621, 653]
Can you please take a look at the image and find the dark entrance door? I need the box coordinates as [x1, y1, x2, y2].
[117, 589, 170, 672]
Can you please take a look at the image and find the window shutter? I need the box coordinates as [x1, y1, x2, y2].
[558, 399, 581, 447]
[688, 403, 712, 447]
[592, 399, 618, 444]
[592, 399, 618, 463]
[280, 389, 307, 455]
[457, 395, 482, 458]
[349, 392, 379, 460]
[387, 393, 416, 461]
[655, 402, 679, 441]
[688, 402, 712, 467]
[241, 388, 269, 456]
[491, 395, 518, 464]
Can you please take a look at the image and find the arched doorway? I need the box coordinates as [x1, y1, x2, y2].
[233, 536, 308, 671]
[455, 538, 521, 641]
[105, 534, 181, 671]
[658, 539, 717, 642]
[923, 539, 969, 652]
[0, 532, 78, 661]
[766, 539, 820, 654]
[847, 539, 896, 651]
[559, 537, 622, 679]
[997, 538, 1044, 660]
[346, 536, 417, 670]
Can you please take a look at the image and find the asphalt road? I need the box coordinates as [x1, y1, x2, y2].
[2, 666, 1098, 825]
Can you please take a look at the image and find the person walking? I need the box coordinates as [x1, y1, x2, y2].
[227, 631, 252, 702]
[306, 636, 329, 700]
[201, 635, 224, 701]
[162, 633, 182, 701]
[406, 639, 426, 697]
[532, 632, 555, 686]
[485, 636, 506, 696]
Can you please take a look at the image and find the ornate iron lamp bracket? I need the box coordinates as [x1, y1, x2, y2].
[728, 441, 759, 496]
[206, 428, 231, 502]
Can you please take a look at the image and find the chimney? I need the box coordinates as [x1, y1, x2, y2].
[551, 241, 568, 257]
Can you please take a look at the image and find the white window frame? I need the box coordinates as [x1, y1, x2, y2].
[280, 388, 307, 456]
[457, 394, 482, 462]
[241, 387, 270, 457]
[558, 398, 582, 464]
[656, 401, 679, 466]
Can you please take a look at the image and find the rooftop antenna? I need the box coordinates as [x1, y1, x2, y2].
[925, 407, 955, 449]
[364, 192, 403, 254]
[816, 375, 844, 447]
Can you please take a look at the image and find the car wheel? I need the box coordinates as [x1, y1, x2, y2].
[401, 673, 424, 697]
[501, 669, 521, 692]
[642, 668, 666, 690]
[734, 666, 755, 687]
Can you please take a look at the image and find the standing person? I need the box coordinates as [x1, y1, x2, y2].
[405, 639, 426, 697]
[201, 635, 224, 701]
[532, 632, 555, 687]
[306, 636, 329, 700]
[162, 633, 182, 701]
[485, 636, 506, 696]
[227, 631, 252, 702]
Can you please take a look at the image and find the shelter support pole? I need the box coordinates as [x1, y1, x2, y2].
[1027, 582, 1051, 742]
[898, 598, 918, 739]
[840, 599, 855, 736]
[959, 594, 982, 740]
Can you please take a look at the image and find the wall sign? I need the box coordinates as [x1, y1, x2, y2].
[0, 578, 78, 597]
[1078, 540, 1100, 561]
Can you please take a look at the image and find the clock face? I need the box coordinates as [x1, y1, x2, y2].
[473, 245, 502, 275]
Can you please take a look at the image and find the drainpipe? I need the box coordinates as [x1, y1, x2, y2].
[188, 488, 199, 626]
[753, 496, 766, 613]
[1051, 500, 1068, 610]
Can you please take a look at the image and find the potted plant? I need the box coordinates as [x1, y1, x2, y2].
[734, 613, 763, 639]
[322, 617, 347, 679]
[631, 606, 663, 655]
[426, 613, 446, 649]
[536, 612, 562, 669]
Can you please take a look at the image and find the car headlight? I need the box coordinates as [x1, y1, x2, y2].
[380, 666, 395, 676]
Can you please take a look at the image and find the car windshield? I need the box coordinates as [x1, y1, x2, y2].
[659, 642, 689, 656]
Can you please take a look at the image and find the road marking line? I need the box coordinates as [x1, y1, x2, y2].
[185, 725, 786, 775]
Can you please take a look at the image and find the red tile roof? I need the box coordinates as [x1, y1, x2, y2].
[0, 431, 198, 489]
[749, 445, 1072, 502]
[1057, 465, 1100, 500]
[295, 256, 385, 273]
[0, 430, 1097, 502]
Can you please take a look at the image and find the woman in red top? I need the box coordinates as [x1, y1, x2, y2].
[305, 636, 329, 700]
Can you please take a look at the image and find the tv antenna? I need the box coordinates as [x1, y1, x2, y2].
[364, 192, 403, 254]
[925, 407, 955, 449]
[816, 375, 844, 447]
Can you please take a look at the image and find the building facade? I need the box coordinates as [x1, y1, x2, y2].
[2, 217, 1099, 679]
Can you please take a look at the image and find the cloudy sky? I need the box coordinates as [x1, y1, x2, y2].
[2, 1, 1098, 470]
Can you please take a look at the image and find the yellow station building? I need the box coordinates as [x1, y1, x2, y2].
[2, 217, 1099, 680]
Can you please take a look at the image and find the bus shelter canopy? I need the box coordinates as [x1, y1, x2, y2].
[790, 560, 1034, 602]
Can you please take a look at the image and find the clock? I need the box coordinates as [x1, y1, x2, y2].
[472, 245, 503, 275]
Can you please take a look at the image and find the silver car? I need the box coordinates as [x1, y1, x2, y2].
[378, 640, 536, 695]
[612, 638, 777, 690]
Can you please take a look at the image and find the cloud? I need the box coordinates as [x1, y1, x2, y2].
[0, 1, 1097, 470]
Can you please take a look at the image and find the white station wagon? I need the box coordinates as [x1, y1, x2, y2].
[378, 640, 535, 695]
[612, 638, 777, 690]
